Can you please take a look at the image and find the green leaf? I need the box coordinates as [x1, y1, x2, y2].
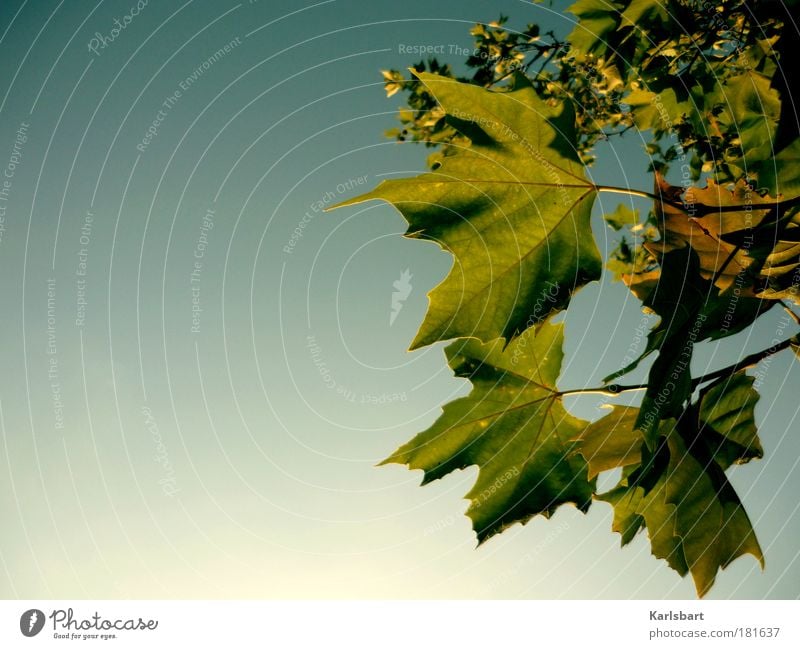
[713, 72, 781, 168]
[600, 475, 690, 576]
[623, 86, 696, 132]
[382, 322, 594, 542]
[664, 430, 764, 597]
[756, 138, 800, 197]
[567, 0, 623, 55]
[619, 0, 668, 26]
[698, 372, 763, 469]
[603, 202, 639, 230]
[572, 406, 642, 478]
[333, 72, 600, 348]
[600, 484, 645, 546]
[599, 422, 763, 597]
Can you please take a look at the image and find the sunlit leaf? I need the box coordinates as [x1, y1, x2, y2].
[382, 323, 594, 542]
[333, 72, 601, 348]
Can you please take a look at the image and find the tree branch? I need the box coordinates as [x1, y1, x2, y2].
[691, 193, 800, 217]
[558, 384, 647, 397]
[558, 338, 795, 399]
[690, 338, 794, 389]
[595, 185, 684, 209]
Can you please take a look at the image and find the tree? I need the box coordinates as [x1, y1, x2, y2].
[332, 0, 800, 597]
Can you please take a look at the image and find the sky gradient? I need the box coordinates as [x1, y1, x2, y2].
[0, 0, 798, 599]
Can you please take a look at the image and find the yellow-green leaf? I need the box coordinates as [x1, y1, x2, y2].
[382, 323, 594, 542]
[572, 406, 642, 478]
[599, 427, 763, 597]
[603, 202, 639, 230]
[698, 371, 763, 469]
[332, 72, 600, 348]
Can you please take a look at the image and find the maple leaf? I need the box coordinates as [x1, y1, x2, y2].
[577, 373, 764, 596]
[648, 173, 778, 293]
[600, 429, 763, 597]
[332, 72, 601, 349]
[382, 322, 594, 542]
[635, 173, 800, 303]
[602, 179, 782, 420]
[697, 371, 763, 469]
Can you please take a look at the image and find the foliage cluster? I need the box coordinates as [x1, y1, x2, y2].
[334, 0, 800, 596]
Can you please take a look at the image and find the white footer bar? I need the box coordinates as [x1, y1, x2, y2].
[1, 600, 797, 648]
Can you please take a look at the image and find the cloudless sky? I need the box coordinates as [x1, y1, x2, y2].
[0, 0, 797, 599]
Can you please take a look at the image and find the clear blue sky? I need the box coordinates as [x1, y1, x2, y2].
[0, 0, 797, 598]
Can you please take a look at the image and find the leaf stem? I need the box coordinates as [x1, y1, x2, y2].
[595, 185, 800, 217]
[558, 383, 647, 397]
[595, 185, 671, 205]
[708, 242, 742, 286]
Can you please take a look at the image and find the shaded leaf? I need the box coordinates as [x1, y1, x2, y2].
[628, 248, 706, 448]
[756, 138, 800, 197]
[648, 173, 777, 294]
[624, 86, 696, 132]
[567, 0, 623, 56]
[599, 421, 763, 596]
[604, 176, 780, 385]
[711, 72, 781, 169]
[619, 0, 669, 26]
[698, 371, 763, 469]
